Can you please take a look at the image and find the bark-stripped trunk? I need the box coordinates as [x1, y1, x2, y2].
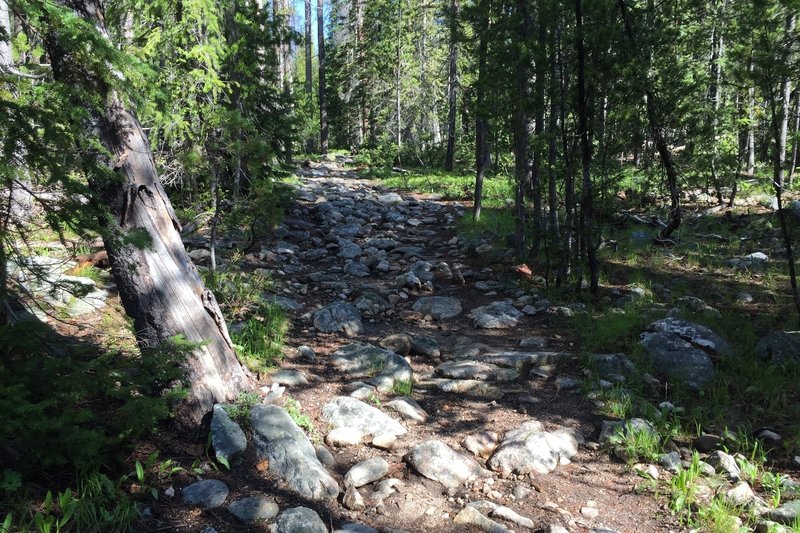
[47, 0, 251, 427]
[317, 0, 328, 154]
[747, 57, 756, 176]
[444, 0, 458, 171]
[473, 1, 489, 222]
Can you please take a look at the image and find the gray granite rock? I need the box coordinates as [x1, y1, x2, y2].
[469, 301, 523, 329]
[313, 301, 363, 336]
[250, 405, 339, 500]
[406, 440, 490, 488]
[322, 396, 407, 437]
[211, 404, 247, 464]
[330, 342, 412, 392]
[354, 292, 391, 315]
[488, 421, 582, 475]
[599, 418, 656, 444]
[227, 496, 279, 522]
[385, 396, 428, 423]
[182, 479, 228, 509]
[453, 506, 512, 533]
[271, 369, 309, 387]
[275, 507, 327, 533]
[755, 331, 800, 365]
[411, 296, 463, 319]
[344, 457, 389, 487]
[640, 318, 732, 389]
[410, 334, 441, 357]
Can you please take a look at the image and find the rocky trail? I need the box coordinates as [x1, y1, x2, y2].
[145, 160, 682, 533]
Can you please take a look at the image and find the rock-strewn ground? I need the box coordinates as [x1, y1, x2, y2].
[142, 161, 681, 532]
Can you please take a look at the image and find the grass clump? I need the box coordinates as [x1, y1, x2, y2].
[231, 302, 288, 374]
[391, 379, 414, 396]
[285, 398, 315, 437]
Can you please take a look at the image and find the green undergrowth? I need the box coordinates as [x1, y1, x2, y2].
[0, 322, 193, 532]
[364, 167, 513, 208]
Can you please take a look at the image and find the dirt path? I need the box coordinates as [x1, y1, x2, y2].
[154, 161, 682, 532]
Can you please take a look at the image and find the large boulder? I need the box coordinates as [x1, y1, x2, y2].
[488, 421, 582, 476]
[322, 397, 407, 437]
[755, 331, 800, 365]
[411, 296, 463, 319]
[313, 301, 363, 336]
[250, 405, 339, 500]
[406, 440, 491, 489]
[640, 318, 732, 389]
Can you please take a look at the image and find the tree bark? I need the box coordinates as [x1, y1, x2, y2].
[512, 0, 531, 257]
[789, 90, 800, 187]
[772, 13, 800, 319]
[529, 13, 546, 258]
[473, 0, 490, 222]
[46, 0, 252, 427]
[444, 0, 458, 171]
[317, 0, 328, 154]
[304, 0, 314, 152]
[575, 0, 597, 293]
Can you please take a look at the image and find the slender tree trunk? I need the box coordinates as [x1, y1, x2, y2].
[575, 0, 597, 293]
[619, 0, 681, 242]
[529, 15, 546, 258]
[789, 91, 800, 187]
[273, 0, 284, 88]
[0, 0, 11, 68]
[709, 0, 725, 204]
[473, 1, 490, 222]
[46, 0, 252, 427]
[748, 57, 756, 176]
[444, 0, 459, 171]
[512, 0, 531, 257]
[558, 23, 574, 286]
[547, 20, 560, 270]
[773, 14, 800, 319]
[317, 0, 328, 154]
[304, 0, 314, 152]
[395, 0, 403, 156]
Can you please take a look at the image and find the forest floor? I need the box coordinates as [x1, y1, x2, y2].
[20, 157, 800, 532]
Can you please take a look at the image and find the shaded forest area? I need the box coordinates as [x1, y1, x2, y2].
[2, 0, 800, 531]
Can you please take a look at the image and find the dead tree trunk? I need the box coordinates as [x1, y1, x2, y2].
[46, 0, 252, 427]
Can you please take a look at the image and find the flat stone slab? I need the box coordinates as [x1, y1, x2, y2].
[211, 404, 247, 464]
[250, 405, 339, 500]
[182, 479, 229, 509]
[412, 296, 463, 319]
[331, 342, 412, 392]
[385, 397, 428, 423]
[488, 421, 582, 476]
[227, 496, 279, 522]
[406, 440, 491, 489]
[322, 396, 407, 437]
[275, 507, 327, 533]
[423, 378, 504, 399]
[313, 301, 363, 336]
[435, 360, 519, 381]
[469, 301, 523, 329]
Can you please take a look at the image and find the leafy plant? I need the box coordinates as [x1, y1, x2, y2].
[285, 397, 315, 436]
[231, 303, 288, 374]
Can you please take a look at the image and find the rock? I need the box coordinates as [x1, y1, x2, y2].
[271, 369, 309, 387]
[355, 292, 391, 315]
[371, 433, 397, 450]
[326, 427, 364, 447]
[428, 378, 503, 399]
[659, 452, 681, 473]
[488, 421, 582, 476]
[315, 445, 335, 467]
[589, 353, 637, 379]
[385, 397, 428, 423]
[693, 434, 720, 452]
[469, 302, 523, 329]
[275, 507, 327, 533]
[545, 526, 570, 533]
[322, 397, 407, 437]
[599, 418, 656, 445]
[380, 333, 413, 355]
[435, 360, 517, 381]
[462, 431, 500, 459]
[297, 345, 316, 361]
[344, 261, 371, 277]
[330, 342, 413, 392]
[640, 318, 732, 389]
[755, 331, 800, 365]
[410, 334, 441, 357]
[519, 337, 547, 349]
[396, 271, 422, 290]
[227, 496, 279, 522]
[211, 404, 247, 464]
[407, 440, 491, 489]
[580, 506, 599, 519]
[633, 463, 660, 480]
[343, 485, 366, 510]
[313, 302, 363, 336]
[182, 479, 228, 509]
[726, 482, 755, 505]
[763, 500, 800, 525]
[453, 506, 512, 533]
[334, 524, 378, 533]
[707, 450, 741, 482]
[263, 295, 303, 313]
[345, 457, 389, 488]
[554, 375, 581, 391]
[378, 192, 404, 205]
[250, 405, 339, 500]
[411, 296, 463, 319]
[338, 241, 363, 259]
